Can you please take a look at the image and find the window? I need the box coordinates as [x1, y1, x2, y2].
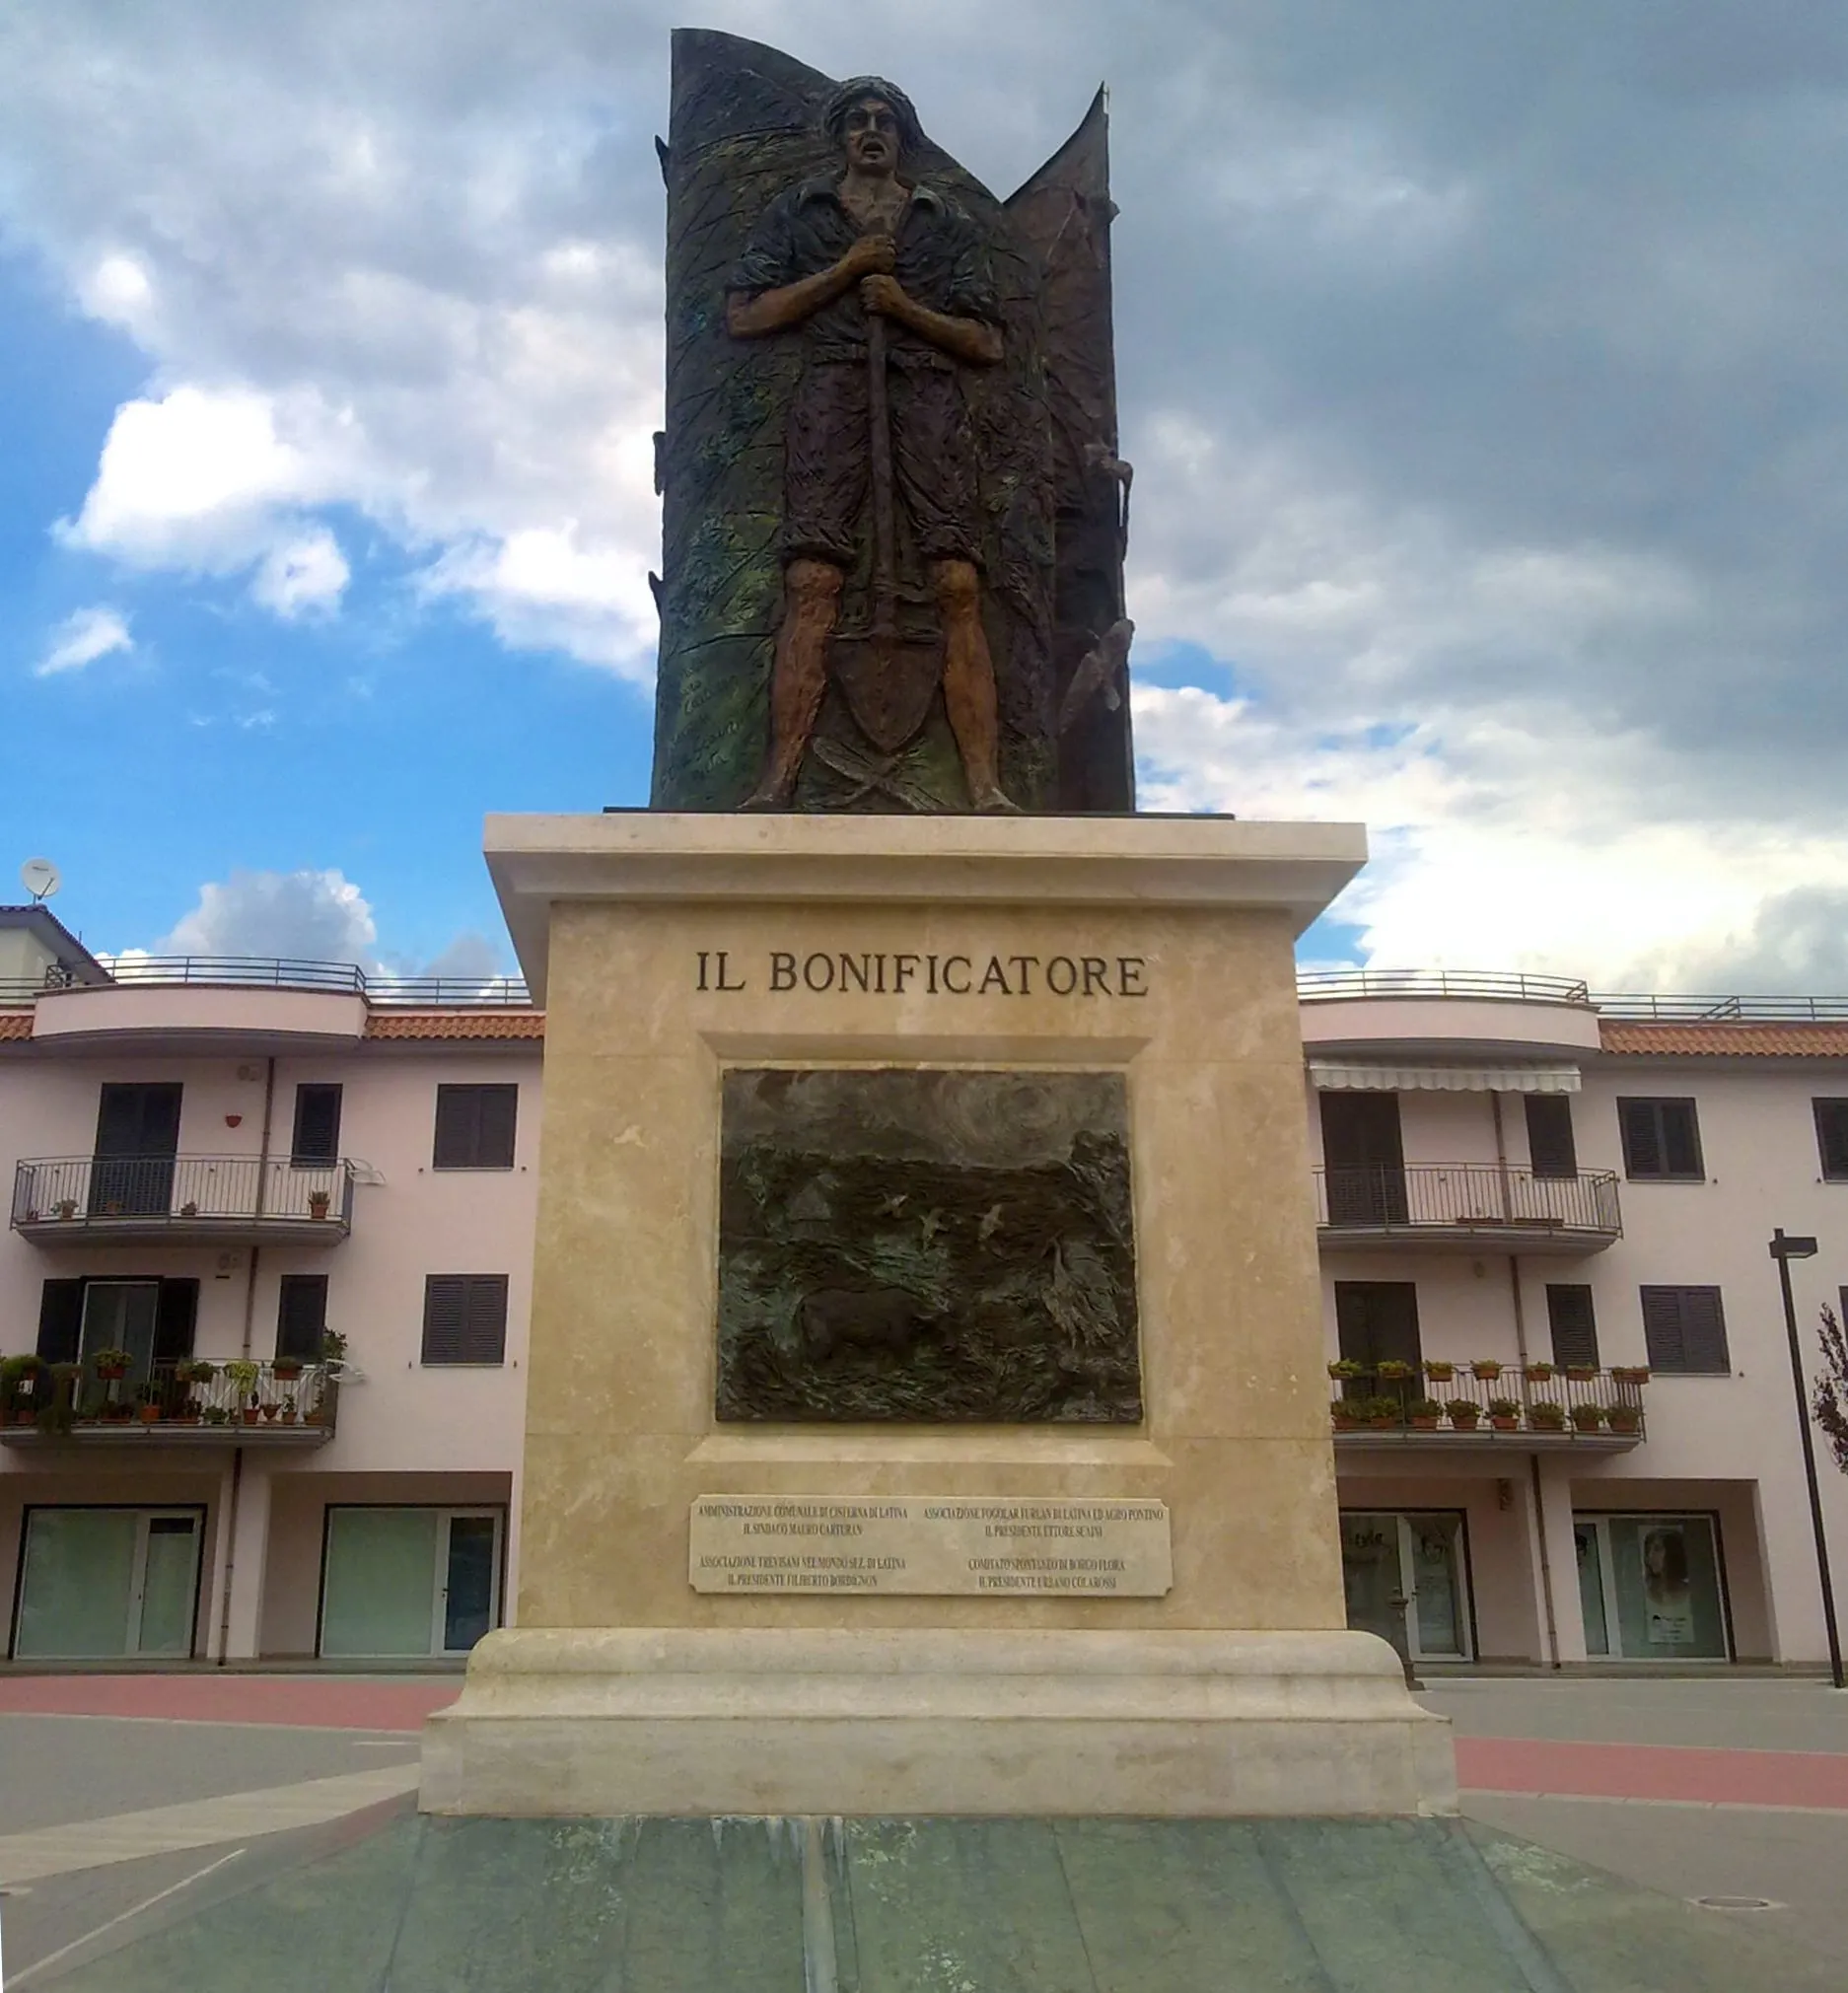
[1525, 1096, 1579, 1179]
[1546, 1285, 1599, 1370]
[421, 1275, 509, 1365]
[1640, 1286, 1730, 1375]
[277, 1275, 330, 1364]
[1814, 1101, 1848, 1182]
[432, 1085, 518, 1171]
[291, 1085, 343, 1167]
[1618, 1099, 1703, 1181]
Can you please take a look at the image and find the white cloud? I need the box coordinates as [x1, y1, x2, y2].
[35, 605, 133, 676]
[1135, 680, 1848, 992]
[160, 868, 379, 965]
[252, 528, 350, 617]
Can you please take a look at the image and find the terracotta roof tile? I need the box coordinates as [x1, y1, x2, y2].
[1600, 1021, 1848, 1057]
[365, 1010, 545, 1041]
[0, 1012, 33, 1040]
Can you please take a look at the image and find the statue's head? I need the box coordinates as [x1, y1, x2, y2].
[822, 76, 921, 177]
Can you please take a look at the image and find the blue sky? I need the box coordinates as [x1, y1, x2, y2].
[2, 247, 654, 971]
[5, 2, 1848, 993]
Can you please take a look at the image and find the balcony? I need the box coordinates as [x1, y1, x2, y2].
[1313, 1163, 1621, 1254]
[11, 1157, 355, 1245]
[1329, 1364, 1647, 1452]
[1, 1359, 338, 1448]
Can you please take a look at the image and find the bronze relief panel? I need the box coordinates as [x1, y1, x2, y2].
[715, 1067, 1141, 1423]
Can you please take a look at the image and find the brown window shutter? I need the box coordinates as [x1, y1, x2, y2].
[1815, 1101, 1848, 1181]
[1640, 1286, 1687, 1371]
[422, 1274, 508, 1364]
[36, 1278, 85, 1364]
[291, 1085, 343, 1166]
[1525, 1096, 1578, 1179]
[277, 1275, 330, 1362]
[1545, 1285, 1599, 1369]
[1619, 1101, 1662, 1176]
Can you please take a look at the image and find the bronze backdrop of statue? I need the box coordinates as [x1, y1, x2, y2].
[648, 31, 1136, 816]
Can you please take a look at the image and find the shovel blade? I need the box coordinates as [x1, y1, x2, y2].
[830, 632, 943, 755]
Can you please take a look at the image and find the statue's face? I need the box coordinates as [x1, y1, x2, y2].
[842, 98, 901, 175]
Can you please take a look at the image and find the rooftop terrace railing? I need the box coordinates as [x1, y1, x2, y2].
[1297, 969, 1593, 1006]
[0, 956, 532, 1007]
[1296, 969, 1848, 1022]
[1587, 992, 1848, 1022]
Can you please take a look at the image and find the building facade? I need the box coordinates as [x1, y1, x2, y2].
[4, 920, 1845, 1670]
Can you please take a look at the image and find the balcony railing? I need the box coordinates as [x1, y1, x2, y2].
[1, 1359, 338, 1446]
[1328, 1364, 1646, 1448]
[1313, 1163, 1621, 1251]
[0, 954, 532, 1006]
[12, 1157, 356, 1243]
[1298, 968, 1593, 1006]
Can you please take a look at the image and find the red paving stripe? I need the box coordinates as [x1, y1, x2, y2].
[0, 1675, 458, 1731]
[1457, 1736, 1848, 1811]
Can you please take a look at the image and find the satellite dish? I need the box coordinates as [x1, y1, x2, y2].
[20, 858, 60, 903]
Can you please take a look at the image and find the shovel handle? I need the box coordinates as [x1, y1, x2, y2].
[865, 309, 898, 631]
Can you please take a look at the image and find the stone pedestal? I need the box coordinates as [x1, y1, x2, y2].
[423, 812, 1455, 1816]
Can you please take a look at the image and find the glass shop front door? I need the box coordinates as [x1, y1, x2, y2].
[11, 1508, 202, 1660]
[319, 1507, 504, 1659]
[1340, 1510, 1473, 1662]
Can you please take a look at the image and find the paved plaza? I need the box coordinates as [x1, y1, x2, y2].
[0, 1673, 1843, 1985]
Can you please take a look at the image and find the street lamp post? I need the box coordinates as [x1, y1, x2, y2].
[1769, 1229, 1845, 1690]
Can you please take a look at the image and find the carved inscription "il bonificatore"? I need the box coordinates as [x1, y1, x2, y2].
[688, 1495, 1173, 1597]
[694, 951, 1150, 997]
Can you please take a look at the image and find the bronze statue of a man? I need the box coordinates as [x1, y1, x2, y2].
[727, 78, 1016, 811]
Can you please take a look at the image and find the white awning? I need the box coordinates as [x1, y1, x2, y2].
[1309, 1060, 1581, 1095]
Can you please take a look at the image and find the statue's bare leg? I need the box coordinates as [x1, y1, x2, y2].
[934, 557, 1017, 813]
[743, 557, 842, 810]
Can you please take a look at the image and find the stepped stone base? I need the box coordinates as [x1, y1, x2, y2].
[419, 1625, 1457, 1818]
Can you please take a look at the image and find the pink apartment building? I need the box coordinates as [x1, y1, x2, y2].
[3, 909, 1845, 1671]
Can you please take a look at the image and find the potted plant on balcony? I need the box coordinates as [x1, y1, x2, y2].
[1327, 1359, 1364, 1380]
[1446, 1397, 1482, 1431]
[1407, 1396, 1445, 1431]
[1376, 1359, 1415, 1382]
[1571, 1402, 1607, 1432]
[1528, 1400, 1567, 1431]
[1331, 1400, 1363, 1432]
[224, 1359, 260, 1424]
[1471, 1360, 1505, 1382]
[1564, 1364, 1599, 1384]
[38, 1363, 80, 1435]
[178, 1199, 199, 1218]
[91, 1347, 132, 1382]
[1, 1354, 46, 1423]
[1364, 1394, 1401, 1430]
[134, 1382, 163, 1425]
[1606, 1403, 1643, 1434]
[1524, 1361, 1557, 1382]
[272, 1355, 304, 1384]
[203, 1405, 231, 1427]
[53, 1196, 78, 1220]
[320, 1328, 348, 1364]
[278, 1393, 298, 1426]
[308, 1189, 331, 1220]
[1609, 1366, 1650, 1386]
[1486, 1396, 1523, 1432]
[1423, 1359, 1456, 1384]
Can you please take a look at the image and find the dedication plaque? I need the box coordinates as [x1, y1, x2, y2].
[689, 1494, 1172, 1596]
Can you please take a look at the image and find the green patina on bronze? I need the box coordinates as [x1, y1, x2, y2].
[715, 1068, 1141, 1423]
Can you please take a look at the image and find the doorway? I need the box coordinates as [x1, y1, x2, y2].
[319, 1507, 503, 1659]
[1340, 1510, 1473, 1661]
[11, 1508, 203, 1659]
